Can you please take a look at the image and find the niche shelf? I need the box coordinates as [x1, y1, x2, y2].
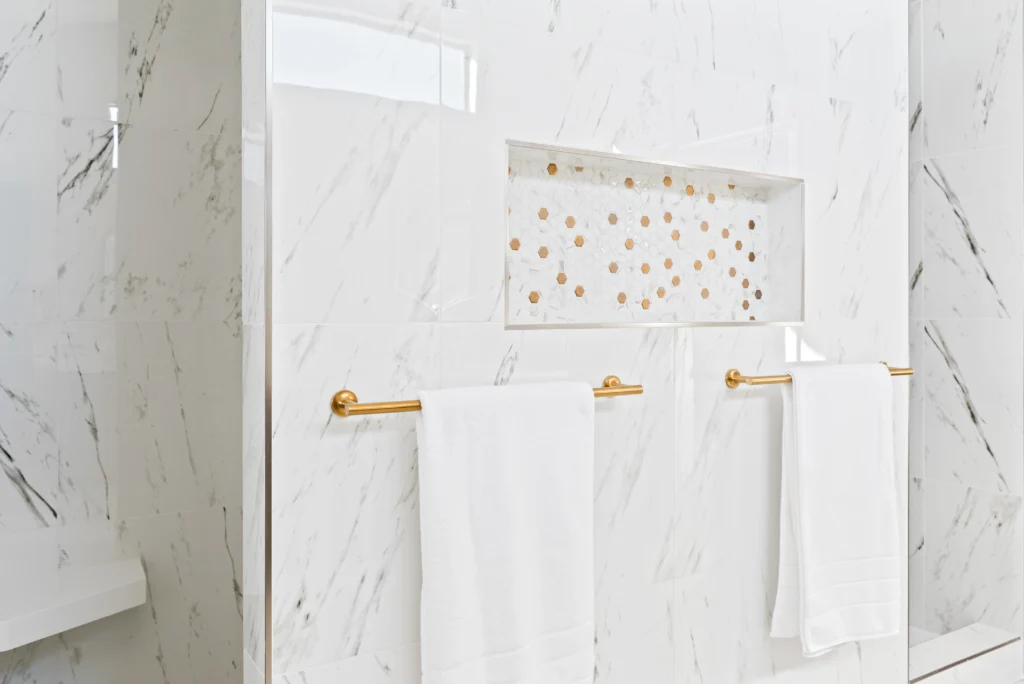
[505, 141, 804, 328]
[0, 557, 147, 652]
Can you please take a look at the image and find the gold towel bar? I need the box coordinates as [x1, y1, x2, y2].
[331, 376, 644, 418]
[725, 364, 914, 389]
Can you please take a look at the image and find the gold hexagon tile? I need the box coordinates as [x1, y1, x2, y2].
[504, 144, 803, 326]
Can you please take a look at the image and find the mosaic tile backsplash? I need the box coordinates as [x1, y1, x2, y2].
[506, 144, 804, 327]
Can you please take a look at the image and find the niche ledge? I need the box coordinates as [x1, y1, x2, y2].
[0, 557, 147, 652]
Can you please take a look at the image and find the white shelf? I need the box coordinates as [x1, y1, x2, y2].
[0, 557, 147, 652]
[910, 622, 1021, 682]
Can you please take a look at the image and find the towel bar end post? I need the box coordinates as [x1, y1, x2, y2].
[331, 390, 359, 417]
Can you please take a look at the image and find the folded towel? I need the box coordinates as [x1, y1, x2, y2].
[771, 363, 901, 657]
[416, 382, 595, 684]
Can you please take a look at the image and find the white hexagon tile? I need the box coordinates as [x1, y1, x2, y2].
[505, 142, 804, 327]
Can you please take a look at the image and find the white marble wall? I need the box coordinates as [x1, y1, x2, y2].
[909, 0, 1024, 645]
[269, 0, 909, 682]
[0, 0, 243, 681]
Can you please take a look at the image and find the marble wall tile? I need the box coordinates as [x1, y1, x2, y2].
[0, 507, 242, 684]
[924, 319, 1023, 496]
[271, 324, 440, 675]
[59, 0, 241, 132]
[595, 578, 673, 684]
[565, 328, 675, 585]
[116, 125, 242, 325]
[0, 324, 59, 532]
[271, 6, 441, 325]
[909, 1, 924, 163]
[0, 0, 56, 114]
[925, 479, 1023, 635]
[242, 324, 266, 668]
[58, 120, 242, 324]
[922, 146, 1024, 320]
[274, 645, 419, 684]
[910, 162, 923, 319]
[909, 321, 925, 480]
[0, 111, 57, 322]
[116, 321, 242, 517]
[55, 323, 117, 524]
[923, 0, 1023, 158]
[911, 476, 925, 630]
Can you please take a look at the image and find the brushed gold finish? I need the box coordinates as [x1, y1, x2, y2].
[510, 238, 521, 251]
[749, 219, 756, 229]
[566, 216, 576, 229]
[671, 229, 680, 241]
[748, 252, 756, 262]
[707, 193, 716, 203]
[722, 228, 730, 238]
[664, 212, 673, 223]
[641, 216, 650, 227]
[742, 278, 750, 288]
[538, 208, 549, 220]
[625, 238, 635, 250]
[528, 291, 540, 303]
[547, 163, 558, 175]
[694, 260, 702, 271]
[575, 235, 585, 247]
[641, 263, 651, 274]
[742, 300, 750, 310]
[700, 221, 709, 232]
[657, 287, 666, 298]
[556, 272, 567, 285]
[735, 240, 743, 250]
[617, 292, 627, 304]
[664, 176, 672, 187]
[725, 365, 914, 389]
[609, 262, 619, 273]
[574, 285, 585, 297]
[728, 267, 737, 277]
[538, 246, 549, 258]
[331, 376, 644, 417]
[608, 213, 618, 225]
[701, 288, 709, 299]
[625, 178, 634, 189]
[708, 249, 716, 260]
[641, 298, 651, 310]
[686, 184, 695, 196]
[672, 276, 681, 287]
[664, 258, 673, 269]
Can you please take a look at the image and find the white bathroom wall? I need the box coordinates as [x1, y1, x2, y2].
[269, 1, 909, 682]
[909, 0, 1024, 642]
[0, 0, 244, 682]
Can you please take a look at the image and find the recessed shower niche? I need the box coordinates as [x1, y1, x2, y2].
[505, 141, 805, 328]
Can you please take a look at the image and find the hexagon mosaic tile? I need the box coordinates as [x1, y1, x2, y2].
[505, 143, 804, 327]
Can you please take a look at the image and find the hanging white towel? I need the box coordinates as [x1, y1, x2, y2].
[771, 363, 901, 657]
[416, 382, 595, 684]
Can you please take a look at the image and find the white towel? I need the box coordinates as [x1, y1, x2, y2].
[416, 382, 595, 684]
[771, 363, 901, 657]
